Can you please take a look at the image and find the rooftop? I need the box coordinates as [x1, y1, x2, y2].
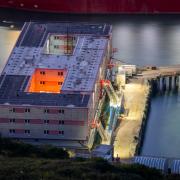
[2, 22, 112, 92]
[0, 22, 112, 107]
[0, 75, 90, 107]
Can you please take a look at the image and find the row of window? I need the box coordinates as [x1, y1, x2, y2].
[54, 36, 72, 40]
[53, 45, 73, 50]
[10, 109, 65, 114]
[40, 81, 45, 84]
[53, 36, 75, 40]
[54, 45, 59, 49]
[44, 109, 64, 114]
[54, 36, 60, 40]
[12, 108, 30, 112]
[39, 71, 64, 76]
[44, 120, 64, 124]
[44, 130, 64, 135]
[9, 129, 30, 134]
[40, 71, 45, 75]
[9, 119, 65, 124]
[9, 129, 64, 135]
[39, 81, 63, 85]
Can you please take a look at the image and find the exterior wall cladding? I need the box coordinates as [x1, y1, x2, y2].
[0, 106, 88, 140]
[0, 22, 112, 148]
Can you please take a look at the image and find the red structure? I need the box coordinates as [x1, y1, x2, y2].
[1, 0, 180, 13]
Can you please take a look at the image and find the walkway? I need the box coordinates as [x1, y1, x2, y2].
[141, 65, 180, 79]
[114, 80, 149, 158]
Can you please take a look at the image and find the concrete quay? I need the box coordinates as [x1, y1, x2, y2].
[113, 78, 150, 159]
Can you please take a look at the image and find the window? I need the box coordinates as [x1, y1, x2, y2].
[9, 129, 15, 134]
[58, 72, 64, 76]
[25, 119, 30, 123]
[12, 108, 15, 112]
[40, 71, 45, 75]
[59, 120, 64, 125]
[25, 108, 30, 112]
[25, 130, 30, 134]
[10, 119, 15, 123]
[59, 131, 64, 135]
[54, 45, 59, 49]
[58, 82, 63, 85]
[54, 36, 59, 40]
[44, 120, 49, 124]
[44, 109, 49, 113]
[44, 130, 49, 134]
[59, 109, 64, 114]
[40, 81, 45, 85]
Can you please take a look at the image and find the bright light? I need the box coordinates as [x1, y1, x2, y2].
[27, 68, 67, 93]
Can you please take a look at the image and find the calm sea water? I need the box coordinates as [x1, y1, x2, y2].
[1, 9, 180, 158]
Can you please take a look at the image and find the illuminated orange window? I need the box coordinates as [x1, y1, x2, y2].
[27, 68, 67, 93]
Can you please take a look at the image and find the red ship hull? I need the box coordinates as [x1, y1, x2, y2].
[1, 0, 180, 13]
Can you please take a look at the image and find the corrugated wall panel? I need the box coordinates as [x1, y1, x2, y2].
[134, 156, 166, 171]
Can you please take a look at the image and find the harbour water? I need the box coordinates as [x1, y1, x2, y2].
[0, 9, 180, 158]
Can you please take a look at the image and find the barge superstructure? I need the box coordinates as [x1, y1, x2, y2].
[0, 22, 112, 148]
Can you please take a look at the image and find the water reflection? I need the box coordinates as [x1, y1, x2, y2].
[141, 93, 180, 158]
[0, 27, 19, 72]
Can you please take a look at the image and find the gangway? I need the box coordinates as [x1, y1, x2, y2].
[98, 80, 123, 143]
[87, 95, 108, 148]
[97, 121, 110, 143]
[88, 80, 123, 148]
[103, 81, 121, 106]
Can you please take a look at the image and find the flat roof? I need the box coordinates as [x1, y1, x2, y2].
[2, 22, 112, 92]
[0, 75, 90, 107]
[0, 22, 112, 107]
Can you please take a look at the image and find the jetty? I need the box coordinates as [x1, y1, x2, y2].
[113, 62, 180, 159]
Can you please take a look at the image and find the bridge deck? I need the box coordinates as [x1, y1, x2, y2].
[140, 65, 180, 79]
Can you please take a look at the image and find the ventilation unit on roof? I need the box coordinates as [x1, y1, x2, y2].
[24, 56, 34, 65]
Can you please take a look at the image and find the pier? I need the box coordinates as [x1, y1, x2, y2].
[113, 63, 180, 159]
[140, 65, 180, 92]
[113, 79, 150, 159]
[141, 65, 180, 78]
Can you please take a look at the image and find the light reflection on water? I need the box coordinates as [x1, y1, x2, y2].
[0, 27, 19, 72]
